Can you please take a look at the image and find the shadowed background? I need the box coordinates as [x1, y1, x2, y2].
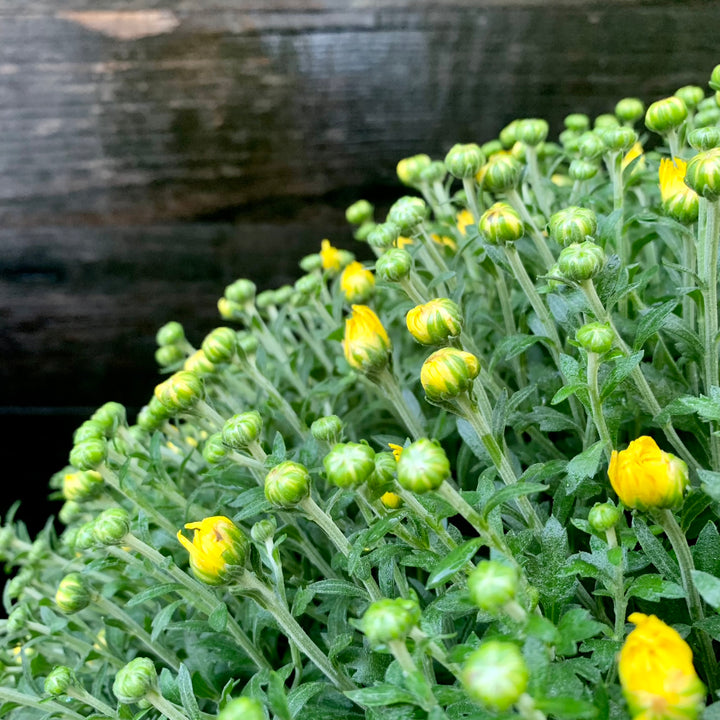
[2, 0, 719, 529]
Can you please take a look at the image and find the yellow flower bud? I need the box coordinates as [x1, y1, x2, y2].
[420, 347, 479, 402]
[406, 298, 463, 345]
[176, 516, 248, 585]
[619, 613, 704, 720]
[320, 239, 342, 273]
[339, 261, 375, 304]
[343, 305, 391, 374]
[608, 436, 689, 511]
[659, 158, 699, 224]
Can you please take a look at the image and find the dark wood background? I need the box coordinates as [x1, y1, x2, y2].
[2, 0, 720, 529]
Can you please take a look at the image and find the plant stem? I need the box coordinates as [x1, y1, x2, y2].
[505, 188, 555, 268]
[605, 527, 627, 641]
[146, 689, 191, 720]
[586, 352, 613, 460]
[375, 366, 426, 440]
[67, 686, 119, 718]
[462, 177, 482, 222]
[0, 688, 85, 719]
[388, 639, 443, 713]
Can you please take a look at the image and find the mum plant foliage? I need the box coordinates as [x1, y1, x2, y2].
[4, 68, 720, 720]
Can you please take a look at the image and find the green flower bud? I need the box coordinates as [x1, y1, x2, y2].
[250, 517, 277, 544]
[154, 371, 204, 414]
[59, 501, 83, 525]
[406, 298, 463, 344]
[223, 411, 263, 449]
[564, 113, 590, 132]
[6, 606, 29, 634]
[73, 420, 106, 443]
[675, 85, 705, 111]
[273, 285, 294, 306]
[7, 570, 32, 599]
[136, 404, 164, 433]
[44, 666, 77, 696]
[578, 132, 606, 160]
[685, 148, 720, 201]
[482, 154, 522, 193]
[498, 120, 519, 148]
[354, 221, 376, 242]
[419, 161, 446, 185]
[112, 657, 157, 704]
[93, 508, 131, 546]
[60, 526, 81, 550]
[299, 253, 323, 273]
[467, 560, 519, 612]
[568, 158, 600, 181]
[55, 573, 91, 614]
[601, 126, 638, 153]
[576, 322, 614, 354]
[397, 438, 450, 493]
[156, 321, 185, 347]
[346, 199, 374, 225]
[557, 241, 605, 282]
[367, 221, 400, 250]
[375, 248, 412, 282]
[478, 202, 524, 244]
[323, 442, 376, 489]
[74, 521, 97, 551]
[461, 641, 529, 711]
[515, 118, 549, 147]
[255, 289, 276, 311]
[444, 143, 486, 179]
[225, 279, 256, 305]
[588, 502, 622, 533]
[694, 107, 720, 129]
[69, 438, 107, 471]
[548, 206, 598, 247]
[184, 349, 218, 377]
[236, 332, 259, 360]
[594, 113, 619, 130]
[710, 64, 720, 93]
[421, 347, 479, 402]
[295, 273, 322, 297]
[202, 433, 227, 465]
[92, 402, 126, 434]
[396, 154, 431, 186]
[481, 139, 504, 158]
[366, 452, 397, 495]
[310, 415, 343, 444]
[202, 327, 237, 365]
[217, 297, 244, 321]
[688, 127, 720, 152]
[265, 461, 311, 507]
[645, 96, 688, 134]
[615, 98, 645, 125]
[155, 345, 185, 368]
[63, 470, 103, 502]
[361, 597, 421, 647]
[559, 129, 581, 154]
[218, 697, 266, 720]
[387, 196, 429, 234]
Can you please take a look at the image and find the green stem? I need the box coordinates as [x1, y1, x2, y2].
[25, 620, 122, 667]
[605, 526, 627, 641]
[586, 352, 613, 460]
[654, 509, 717, 694]
[245, 360, 306, 437]
[146, 689, 191, 720]
[67, 686, 119, 718]
[388, 639, 442, 713]
[525, 146, 551, 218]
[396, 489, 460, 552]
[462, 177, 482, 223]
[0, 688, 85, 719]
[682, 226, 700, 395]
[505, 188, 555, 268]
[375, 366, 426, 440]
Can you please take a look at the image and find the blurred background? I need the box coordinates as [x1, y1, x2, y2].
[2, 0, 720, 531]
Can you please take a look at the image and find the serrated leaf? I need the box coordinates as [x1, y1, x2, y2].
[344, 685, 417, 706]
[699, 469, 720, 502]
[526, 406, 580, 433]
[208, 602, 228, 632]
[456, 418, 489, 463]
[634, 300, 679, 350]
[489, 334, 543, 370]
[426, 538, 483, 589]
[481, 482, 548, 520]
[287, 682, 326, 718]
[177, 665, 201, 720]
[566, 441, 606, 494]
[534, 696, 598, 719]
[694, 522, 720, 577]
[691, 570, 720, 610]
[151, 599, 183, 641]
[268, 671, 291, 720]
[551, 382, 587, 405]
[126, 583, 184, 608]
[632, 516, 680, 583]
[627, 574, 685, 601]
[600, 351, 644, 400]
[557, 608, 608, 652]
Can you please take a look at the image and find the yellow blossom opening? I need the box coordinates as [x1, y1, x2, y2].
[622, 142, 645, 172]
[340, 261, 375, 303]
[380, 491, 403, 509]
[396, 235, 414, 249]
[619, 613, 704, 720]
[455, 209, 475, 238]
[320, 239, 341, 272]
[342, 305, 391, 373]
[388, 443, 403, 461]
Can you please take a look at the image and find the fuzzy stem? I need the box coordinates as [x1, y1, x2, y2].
[375, 366, 426, 440]
[145, 689, 191, 720]
[586, 352, 613, 460]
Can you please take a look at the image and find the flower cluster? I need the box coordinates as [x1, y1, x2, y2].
[3, 67, 720, 720]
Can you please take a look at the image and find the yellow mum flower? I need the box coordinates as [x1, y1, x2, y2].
[342, 305, 391, 374]
[320, 239, 342, 273]
[380, 491, 403, 509]
[420, 347, 479, 402]
[619, 613, 704, 720]
[659, 158, 699, 224]
[176, 516, 248, 585]
[622, 142, 645, 172]
[396, 235, 414, 249]
[388, 443, 403, 461]
[339, 261, 375, 304]
[406, 298, 463, 345]
[430, 233, 458, 250]
[608, 436, 688, 511]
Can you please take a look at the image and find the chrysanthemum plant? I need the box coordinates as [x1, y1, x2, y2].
[4, 67, 720, 720]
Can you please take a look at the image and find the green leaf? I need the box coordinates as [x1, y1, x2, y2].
[126, 583, 185, 608]
[481, 483, 548, 520]
[627, 574, 685, 601]
[267, 671, 291, 720]
[287, 682, 326, 718]
[344, 685, 417, 706]
[556, 608, 608, 656]
[633, 300, 679, 350]
[177, 665, 201, 720]
[566, 441, 605, 494]
[489, 334, 543, 370]
[691, 570, 720, 610]
[456, 418, 489, 463]
[699, 469, 720, 502]
[151, 599, 183, 641]
[208, 602, 228, 632]
[702, 701, 720, 719]
[534, 696, 598, 719]
[694, 522, 720, 577]
[600, 351, 644, 400]
[551, 382, 587, 405]
[425, 537, 483, 589]
[632, 516, 680, 583]
[526, 406, 581, 433]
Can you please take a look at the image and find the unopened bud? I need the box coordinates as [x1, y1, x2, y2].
[225, 279, 256, 306]
[55, 573, 91, 614]
[615, 98, 645, 125]
[445, 143, 485, 179]
[396, 154, 431, 186]
[482, 154, 522, 193]
[361, 597, 421, 647]
[499, 120, 519, 148]
[73, 420, 106, 443]
[564, 113, 590, 132]
[299, 253, 322, 273]
[6, 606, 29, 634]
[406, 298, 463, 345]
[156, 321, 185, 347]
[223, 411, 263, 449]
[710, 64, 720, 92]
[366, 452, 397, 496]
[264, 461, 311, 507]
[202, 327, 237, 365]
[202, 433, 227, 465]
[419, 161, 446, 185]
[92, 402, 126, 434]
[588, 502, 622, 533]
[397, 438, 450, 493]
[74, 521, 97, 551]
[602, 126, 638, 153]
[421, 347, 479, 402]
[515, 118, 549, 147]
[387, 196, 430, 234]
[295, 273, 322, 297]
[675, 85, 705, 112]
[478, 202, 523, 244]
[685, 148, 720, 201]
[594, 114, 619, 130]
[69, 438, 107, 471]
[218, 697, 266, 720]
[645, 96, 688, 134]
[461, 641, 529, 711]
[324, 442, 376, 489]
[184, 350, 217, 376]
[468, 561, 519, 612]
[346, 199, 374, 225]
[250, 517, 277, 544]
[375, 248, 412, 282]
[340, 262, 375, 304]
[44, 666, 77, 696]
[154, 371, 204, 414]
[568, 158, 600, 181]
[557, 241, 605, 282]
[576, 322, 614, 354]
[112, 657, 157, 704]
[548, 206, 598, 246]
[155, 345, 185, 367]
[367, 221, 400, 250]
[93, 508, 131, 546]
[688, 127, 720, 151]
[310, 415, 343, 444]
[63, 470, 103, 502]
[578, 132, 606, 160]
